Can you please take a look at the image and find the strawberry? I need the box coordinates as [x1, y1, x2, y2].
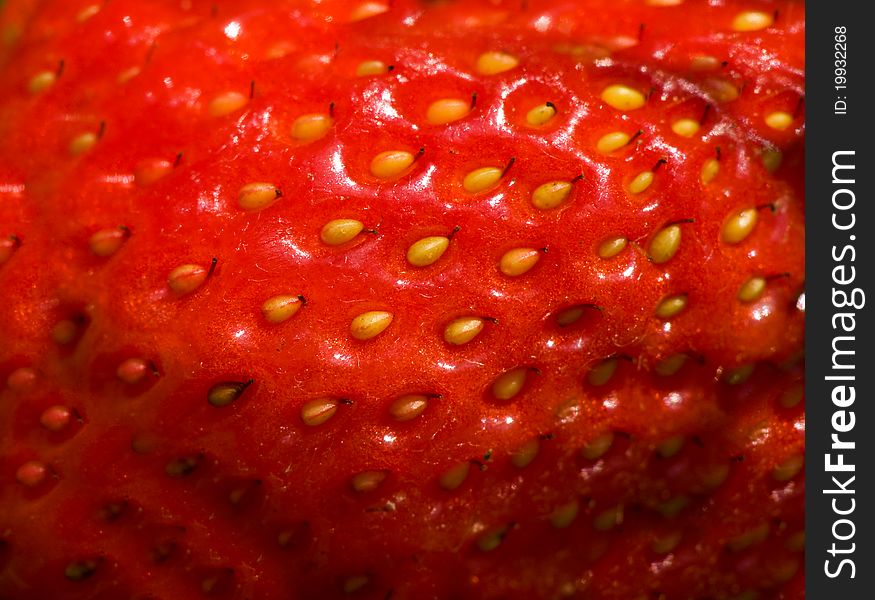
[0, 1, 804, 599]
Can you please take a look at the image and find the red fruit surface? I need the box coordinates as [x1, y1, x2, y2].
[0, 1, 804, 599]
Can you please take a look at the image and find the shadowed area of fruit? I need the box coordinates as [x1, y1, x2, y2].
[0, 1, 804, 599]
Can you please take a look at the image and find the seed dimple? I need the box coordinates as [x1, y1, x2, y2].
[292, 113, 333, 141]
[531, 180, 572, 210]
[321, 219, 364, 245]
[598, 236, 627, 259]
[773, 454, 804, 482]
[16, 460, 48, 487]
[700, 158, 720, 183]
[208, 379, 253, 407]
[350, 311, 393, 340]
[721, 208, 758, 244]
[89, 226, 129, 257]
[492, 367, 528, 401]
[550, 500, 580, 529]
[628, 171, 654, 194]
[738, 276, 767, 303]
[587, 358, 617, 386]
[261, 295, 304, 324]
[525, 102, 557, 127]
[370, 150, 415, 179]
[301, 398, 340, 426]
[350, 470, 387, 492]
[407, 236, 450, 267]
[167, 263, 209, 295]
[438, 461, 470, 490]
[388, 394, 429, 421]
[444, 317, 485, 345]
[349, 1, 388, 22]
[671, 118, 700, 137]
[426, 98, 471, 125]
[208, 91, 248, 117]
[463, 166, 503, 193]
[28, 70, 56, 94]
[648, 224, 682, 264]
[655, 294, 688, 319]
[732, 10, 774, 32]
[238, 182, 282, 211]
[596, 131, 631, 154]
[116, 358, 153, 385]
[499, 247, 541, 277]
[40, 405, 72, 432]
[476, 51, 519, 75]
[69, 132, 97, 156]
[510, 438, 539, 468]
[356, 60, 389, 76]
[765, 111, 793, 131]
[601, 84, 646, 111]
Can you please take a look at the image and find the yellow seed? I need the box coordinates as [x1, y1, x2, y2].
[649, 224, 682, 264]
[550, 500, 580, 529]
[117, 66, 141, 84]
[651, 531, 683, 554]
[724, 364, 754, 385]
[656, 435, 685, 458]
[492, 368, 528, 401]
[628, 171, 654, 194]
[292, 113, 333, 141]
[773, 454, 804, 482]
[728, 522, 770, 552]
[655, 294, 688, 319]
[388, 394, 429, 421]
[28, 70, 56, 94]
[76, 4, 100, 22]
[349, 1, 389, 22]
[593, 505, 623, 531]
[587, 358, 617, 387]
[69, 132, 97, 156]
[732, 10, 773, 32]
[779, 383, 804, 408]
[238, 182, 281, 211]
[657, 495, 690, 518]
[785, 530, 806, 552]
[443, 317, 485, 345]
[476, 525, 508, 552]
[370, 150, 415, 179]
[463, 166, 503, 193]
[646, 0, 684, 5]
[596, 131, 631, 154]
[761, 148, 783, 172]
[499, 248, 540, 277]
[581, 432, 614, 460]
[476, 51, 519, 75]
[343, 575, 369, 594]
[531, 180, 572, 210]
[51, 320, 78, 345]
[89, 227, 128, 257]
[208, 91, 248, 117]
[655, 354, 686, 376]
[438, 461, 470, 490]
[321, 219, 364, 245]
[261, 295, 303, 324]
[771, 558, 800, 585]
[406, 236, 450, 267]
[671, 118, 700, 137]
[350, 311, 393, 340]
[426, 98, 470, 125]
[134, 158, 173, 187]
[765, 111, 793, 131]
[722, 208, 758, 244]
[598, 236, 627, 259]
[702, 463, 731, 489]
[356, 60, 389, 76]
[690, 55, 720, 70]
[167, 263, 209, 295]
[300, 398, 339, 426]
[555, 306, 584, 327]
[601, 84, 646, 111]
[510, 438, 539, 468]
[701, 157, 720, 183]
[350, 470, 387, 492]
[738, 277, 767, 303]
[704, 78, 739, 103]
[525, 103, 557, 127]
[207, 381, 251, 407]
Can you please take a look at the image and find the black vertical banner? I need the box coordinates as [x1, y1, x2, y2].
[806, 1, 875, 598]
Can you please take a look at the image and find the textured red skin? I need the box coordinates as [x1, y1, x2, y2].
[0, 1, 803, 599]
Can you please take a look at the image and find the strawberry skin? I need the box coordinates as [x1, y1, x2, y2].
[0, 1, 804, 600]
